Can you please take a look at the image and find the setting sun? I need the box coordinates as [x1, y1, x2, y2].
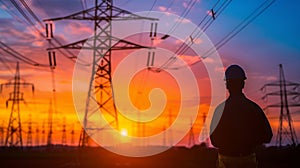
[120, 129, 128, 137]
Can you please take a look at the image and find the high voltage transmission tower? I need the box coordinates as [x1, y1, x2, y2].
[61, 117, 67, 145]
[0, 63, 34, 148]
[188, 118, 195, 148]
[41, 120, 46, 145]
[35, 124, 39, 146]
[44, 0, 157, 147]
[70, 124, 75, 145]
[47, 100, 54, 146]
[26, 114, 33, 147]
[261, 64, 299, 147]
[200, 111, 210, 146]
[0, 121, 4, 146]
[162, 125, 166, 147]
[168, 109, 175, 147]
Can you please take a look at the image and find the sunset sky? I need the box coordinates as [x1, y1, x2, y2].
[0, 0, 300, 147]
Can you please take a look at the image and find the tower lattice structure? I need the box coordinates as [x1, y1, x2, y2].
[0, 121, 4, 146]
[0, 63, 34, 148]
[61, 117, 67, 145]
[35, 125, 39, 146]
[26, 114, 33, 147]
[44, 0, 157, 147]
[262, 64, 299, 147]
[188, 118, 195, 148]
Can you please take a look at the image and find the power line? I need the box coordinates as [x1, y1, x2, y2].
[202, 0, 276, 59]
[5, 0, 81, 63]
[18, 0, 81, 62]
[0, 41, 49, 67]
[149, 0, 158, 12]
[9, 0, 36, 28]
[177, 0, 229, 56]
[0, 51, 15, 74]
[0, 0, 28, 25]
[157, 0, 276, 71]
[19, 0, 44, 28]
[1, 0, 44, 37]
[134, 1, 227, 114]
[0, 63, 35, 148]
[44, 0, 157, 147]
[80, 0, 87, 10]
[189, 0, 276, 67]
[153, 0, 227, 72]
[262, 64, 299, 147]
[173, 0, 226, 59]
[166, 0, 198, 36]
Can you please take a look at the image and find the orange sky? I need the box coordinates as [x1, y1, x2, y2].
[0, 39, 298, 147]
[1, 29, 298, 147]
[0, 3, 299, 148]
[0, 34, 215, 147]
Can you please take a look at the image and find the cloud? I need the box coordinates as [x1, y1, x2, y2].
[152, 37, 163, 46]
[30, 0, 82, 19]
[202, 57, 214, 63]
[174, 18, 191, 24]
[158, 6, 167, 12]
[183, 0, 201, 9]
[0, 19, 48, 48]
[266, 76, 277, 81]
[178, 54, 200, 65]
[251, 73, 278, 81]
[215, 67, 225, 74]
[0, 16, 75, 90]
[183, 1, 189, 8]
[206, 10, 214, 17]
[157, 6, 176, 15]
[175, 39, 183, 44]
[192, 37, 202, 44]
[64, 22, 93, 36]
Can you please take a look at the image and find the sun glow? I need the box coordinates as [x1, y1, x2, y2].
[120, 128, 128, 137]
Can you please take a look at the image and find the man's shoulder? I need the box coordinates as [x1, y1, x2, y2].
[244, 96, 263, 111]
[244, 96, 259, 106]
[215, 101, 226, 111]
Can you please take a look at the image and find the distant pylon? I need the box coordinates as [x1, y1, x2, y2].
[0, 63, 34, 148]
[142, 123, 147, 146]
[61, 117, 67, 145]
[0, 121, 4, 146]
[47, 100, 53, 146]
[70, 124, 75, 145]
[42, 120, 46, 145]
[200, 111, 210, 146]
[26, 114, 33, 147]
[35, 125, 39, 146]
[262, 64, 299, 147]
[188, 118, 195, 147]
[162, 125, 166, 147]
[168, 109, 174, 146]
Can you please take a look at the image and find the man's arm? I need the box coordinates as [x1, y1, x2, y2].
[210, 103, 225, 148]
[256, 105, 273, 144]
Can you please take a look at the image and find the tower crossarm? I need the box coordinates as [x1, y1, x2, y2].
[47, 36, 154, 51]
[43, 3, 158, 22]
[0, 82, 34, 92]
[262, 90, 300, 100]
[261, 91, 281, 100]
[264, 103, 300, 109]
[261, 81, 300, 90]
[43, 0, 158, 148]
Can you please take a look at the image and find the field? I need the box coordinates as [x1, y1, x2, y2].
[0, 144, 299, 168]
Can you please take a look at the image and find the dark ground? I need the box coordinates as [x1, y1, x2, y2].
[0, 144, 299, 168]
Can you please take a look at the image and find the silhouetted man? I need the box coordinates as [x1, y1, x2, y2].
[210, 65, 273, 168]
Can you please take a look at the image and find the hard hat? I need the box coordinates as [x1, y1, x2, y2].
[224, 65, 247, 80]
